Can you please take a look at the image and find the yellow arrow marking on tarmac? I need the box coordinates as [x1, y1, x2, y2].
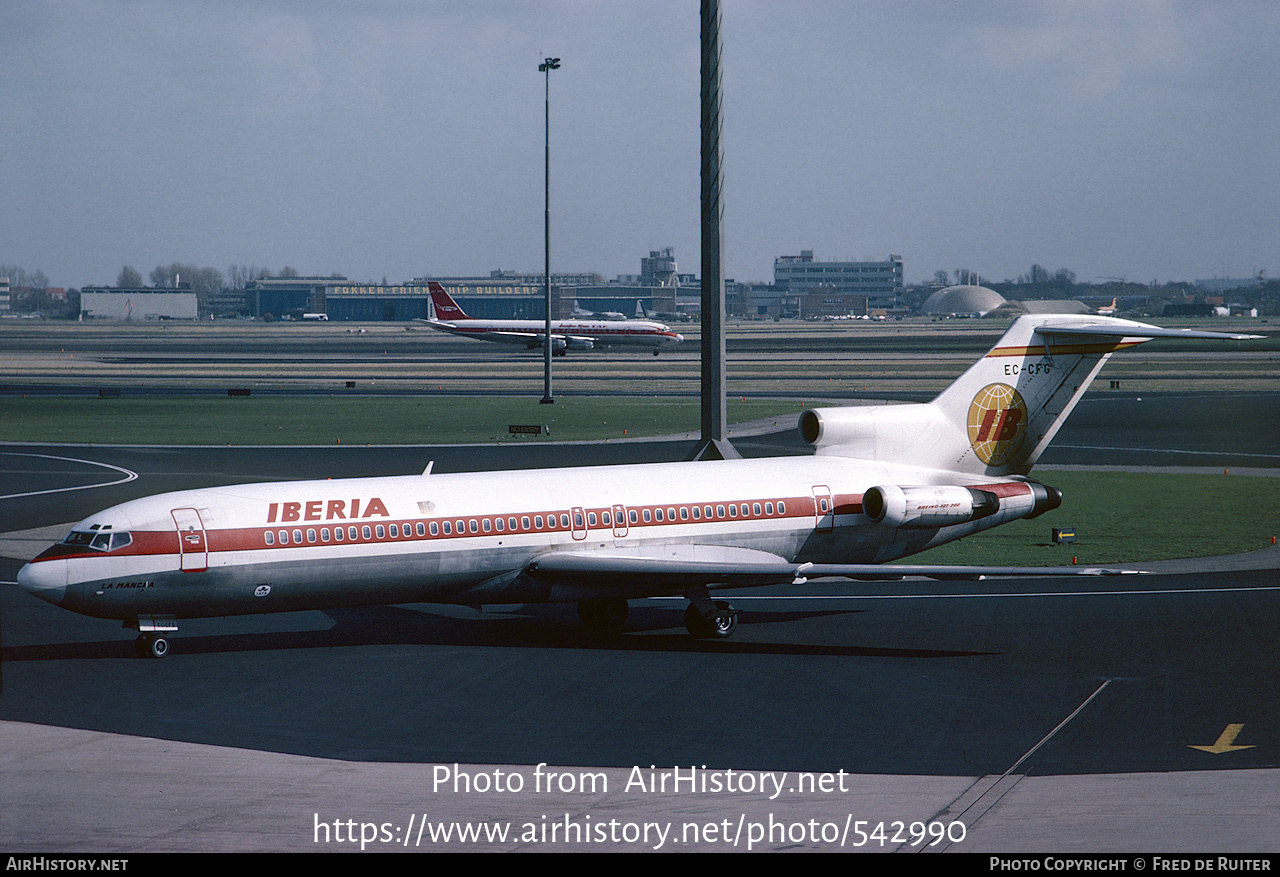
[1189, 724, 1255, 754]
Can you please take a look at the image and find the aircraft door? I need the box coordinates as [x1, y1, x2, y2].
[612, 504, 629, 538]
[571, 506, 587, 541]
[172, 507, 208, 572]
[811, 486, 833, 533]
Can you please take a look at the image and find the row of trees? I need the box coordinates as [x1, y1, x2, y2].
[0, 263, 79, 318]
[5, 262, 300, 295]
[116, 263, 301, 292]
[1, 261, 316, 318]
[932, 265, 1078, 291]
[0, 264, 51, 294]
[114, 263, 306, 315]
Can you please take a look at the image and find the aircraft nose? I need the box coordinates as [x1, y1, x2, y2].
[17, 559, 68, 605]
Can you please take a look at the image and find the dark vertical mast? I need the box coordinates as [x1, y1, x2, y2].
[539, 57, 560, 404]
[690, 0, 739, 460]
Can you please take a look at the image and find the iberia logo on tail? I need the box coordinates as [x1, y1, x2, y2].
[967, 383, 1028, 466]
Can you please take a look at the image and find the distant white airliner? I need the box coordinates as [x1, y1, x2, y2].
[18, 316, 1259, 656]
[420, 282, 683, 355]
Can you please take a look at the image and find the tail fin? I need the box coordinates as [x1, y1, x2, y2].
[801, 315, 1259, 476]
[427, 282, 470, 321]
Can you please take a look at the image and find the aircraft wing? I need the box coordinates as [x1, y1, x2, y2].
[478, 330, 551, 345]
[525, 548, 1143, 589]
[416, 318, 467, 334]
[415, 320, 536, 343]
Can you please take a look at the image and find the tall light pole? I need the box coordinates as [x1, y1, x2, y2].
[539, 56, 560, 405]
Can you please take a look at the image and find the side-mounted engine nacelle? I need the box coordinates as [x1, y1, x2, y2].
[536, 337, 570, 352]
[863, 485, 998, 529]
[863, 481, 1061, 529]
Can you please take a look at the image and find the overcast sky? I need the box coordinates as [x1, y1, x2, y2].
[3, 0, 1277, 289]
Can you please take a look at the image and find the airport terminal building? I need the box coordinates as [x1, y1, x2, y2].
[247, 274, 576, 321]
[241, 256, 691, 322]
[774, 251, 903, 312]
[230, 248, 904, 322]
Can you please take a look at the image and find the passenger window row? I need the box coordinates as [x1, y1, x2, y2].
[262, 500, 790, 546]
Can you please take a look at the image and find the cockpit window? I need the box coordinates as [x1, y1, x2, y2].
[61, 530, 131, 552]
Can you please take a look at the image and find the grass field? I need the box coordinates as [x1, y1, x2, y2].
[903, 469, 1279, 565]
[0, 395, 811, 445]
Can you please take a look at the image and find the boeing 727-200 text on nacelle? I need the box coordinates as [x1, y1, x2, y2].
[18, 316, 1260, 656]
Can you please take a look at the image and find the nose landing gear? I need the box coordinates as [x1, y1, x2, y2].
[130, 616, 178, 658]
[135, 633, 170, 658]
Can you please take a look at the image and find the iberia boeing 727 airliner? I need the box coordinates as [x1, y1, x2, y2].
[17, 315, 1259, 656]
[420, 282, 683, 355]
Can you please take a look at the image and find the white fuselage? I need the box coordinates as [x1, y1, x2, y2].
[17, 455, 1040, 622]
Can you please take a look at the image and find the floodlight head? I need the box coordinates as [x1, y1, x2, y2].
[539, 57, 561, 71]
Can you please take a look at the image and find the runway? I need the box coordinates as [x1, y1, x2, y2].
[1, 394, 1278, 853]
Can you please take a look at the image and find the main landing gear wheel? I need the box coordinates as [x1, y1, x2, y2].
[684, 601, 738, 639]
[577, 598, 629, 633]
[135, 633, 170, 659]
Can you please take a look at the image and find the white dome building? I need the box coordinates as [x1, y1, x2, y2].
[921, 285, 1007, 317]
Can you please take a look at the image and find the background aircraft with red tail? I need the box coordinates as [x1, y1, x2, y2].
[420, 282, 683, 355]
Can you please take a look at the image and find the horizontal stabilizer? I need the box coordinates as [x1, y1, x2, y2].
[1035, 323, 1262, 342]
